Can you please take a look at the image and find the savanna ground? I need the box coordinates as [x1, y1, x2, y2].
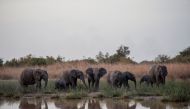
[0, 62, 190, 102]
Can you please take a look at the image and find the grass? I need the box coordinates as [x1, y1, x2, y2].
[0, 79, 189, 102]
[0, 63, 190, 80]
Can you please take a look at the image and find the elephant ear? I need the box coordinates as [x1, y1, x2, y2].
[161, 65, 168, 76]
[33, 69, 42, 81]
[98, 68, 107, 77]
[86, 68, 93, 74]
[70, 70, 77, 78]
[78, 70, 85, 79]
[42, 70, 48, 78]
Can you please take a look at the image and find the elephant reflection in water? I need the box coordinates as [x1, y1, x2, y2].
[106, 100, 136, 109]
[54, 99, 103, 109]
[54, 99, 137, 109]
[54, 100, 84, 109]
[140, 100, 166, 109]
[86, 99, 101, 109]
[19, 98, 48, 109]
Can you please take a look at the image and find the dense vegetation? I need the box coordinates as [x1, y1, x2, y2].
[1, 45, 189, 67]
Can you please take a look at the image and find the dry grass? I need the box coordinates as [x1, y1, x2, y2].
[0, 62, 190, 80]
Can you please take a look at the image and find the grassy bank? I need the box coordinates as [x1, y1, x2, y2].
[0, 79, 189, 102]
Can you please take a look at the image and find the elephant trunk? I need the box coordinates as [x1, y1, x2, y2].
[80, 76, 88, 88]
[162, 76, 165, 84]
[44, 78, 48, 88]
[134, 79, 136, 88]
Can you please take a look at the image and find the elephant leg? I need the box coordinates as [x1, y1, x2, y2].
[151, 82, 153, 87]
[74, 79, 77, 88]
[123, 81, 128, 88]
[66, 83, 70, 89]
[92, 80, 95, 88]
[36, 82, 40, 89]
[24, 85, 28, 88]
[117, 81, 122, 88]
[123, 82, 126, 87]
[147, 82, 149, 86]
[39, 82, 42, 89]
[126, 81, 130, 89]
[156, 76, 159, 87]
[113, 81, 117, 88]
[70, 80, 75, 89]
[88, 78, 91, 88]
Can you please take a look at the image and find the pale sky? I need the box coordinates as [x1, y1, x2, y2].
[0, 0, 190, 62]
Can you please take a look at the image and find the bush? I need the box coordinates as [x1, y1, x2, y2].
[96, 45, 136, 64]
[3, 54, 64, 67]
[171, 46, 190, 63]
[0, 58, 3, 67]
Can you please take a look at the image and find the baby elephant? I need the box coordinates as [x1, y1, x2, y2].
[140, 75, 153, 86]
[55, 79, 66, 90]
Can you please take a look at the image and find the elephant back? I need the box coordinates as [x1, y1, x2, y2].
[123, 71, 135, 80]
[20, 68, 35, 85]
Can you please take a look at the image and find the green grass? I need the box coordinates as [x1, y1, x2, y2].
[0, 79, 189, 102]
[161, 81, 190, 102]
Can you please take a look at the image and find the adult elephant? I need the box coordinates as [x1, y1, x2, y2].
[119, 71, 136, 88]
[61, 69, 87, 89]
[86, 67, 107, 90]
[20, 68, 48, 89]
[107, 71, 123, 88]
[149, 65, 168, 86]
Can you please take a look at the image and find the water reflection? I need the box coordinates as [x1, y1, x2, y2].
[0, 97, 189, 109]
[19, 98, 48, 109]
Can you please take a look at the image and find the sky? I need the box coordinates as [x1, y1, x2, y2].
[0, 0, 190, 62]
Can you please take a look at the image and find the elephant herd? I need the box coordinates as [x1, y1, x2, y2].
[19, 65, 168, 91]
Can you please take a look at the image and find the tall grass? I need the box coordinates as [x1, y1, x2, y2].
[0, 79, 189, 102]
[0, 62, 190, 80]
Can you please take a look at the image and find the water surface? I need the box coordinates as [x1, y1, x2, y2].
[0, 97, 189, 109]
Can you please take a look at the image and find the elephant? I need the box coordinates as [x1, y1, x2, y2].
[19, 68, 48, 89]
[149, 65, 168, 86]
[140, 75, 153, 86]
[86, 67, 107, 90]
[55, 79, 66, 90]
[61, 69, 87, 89]
[118, 71, 136, 89]
[107, 71, 123, 88]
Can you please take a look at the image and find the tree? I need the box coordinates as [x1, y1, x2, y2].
[116, 45, 130, 58]
[96, 51, 105, 63]
[172, 46, 190, 63]
[4, 58, 19, 67]
[0, 58, 3, 67]
[46, 56, 56, 64]
[56, 56, 64, 63]
[179, 46, 190, 57]
[155, 54, 170, 63]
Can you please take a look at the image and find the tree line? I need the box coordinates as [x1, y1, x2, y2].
[0, 45, 190, 67]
